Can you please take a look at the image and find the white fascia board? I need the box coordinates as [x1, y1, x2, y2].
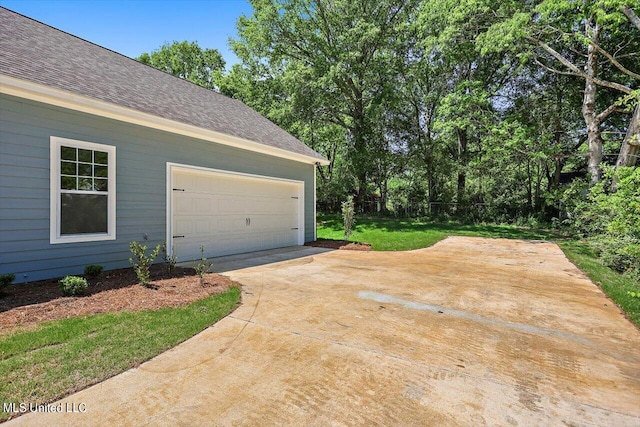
[1, 74, 330, 166]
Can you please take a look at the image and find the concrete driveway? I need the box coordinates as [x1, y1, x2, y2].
[9, 237, 640, 426]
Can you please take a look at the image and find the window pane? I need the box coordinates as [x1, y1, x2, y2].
[78, 163, 92, 177]
[94, 178, 108, 191]
[60, 194, 108, 235]
[61, 176, 76, 190]
[94, 151, 108, 165]
[94, 165, 108, 178]
[61, 161, 76, 175]
[61, 146, 76, 161]
[78, 149, 92, 163]
[78, 177, 93, 191]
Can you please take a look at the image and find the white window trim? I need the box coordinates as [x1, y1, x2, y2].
[50, 136, 116, 244]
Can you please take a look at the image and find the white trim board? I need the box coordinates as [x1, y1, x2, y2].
[1, 74, 330, 166]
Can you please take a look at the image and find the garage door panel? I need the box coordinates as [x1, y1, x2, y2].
[174, 217, 194, 233]
[171, 169, 303, 262]
[216, 216, 249, 235]
[173, 193, 193, 213]
[193, 219, 211, 234]
[217, 196, 250, 215]
[250, 214, 297, 231]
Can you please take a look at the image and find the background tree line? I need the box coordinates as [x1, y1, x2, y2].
[139, 0, 639, 278]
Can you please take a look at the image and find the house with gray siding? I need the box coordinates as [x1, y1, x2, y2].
[0, 8, 328, 283]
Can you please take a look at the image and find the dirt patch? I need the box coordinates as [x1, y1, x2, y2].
[0, 265, 238, 334]
[305, 239, 371, 251]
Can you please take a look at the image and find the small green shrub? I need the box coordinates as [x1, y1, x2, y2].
[590, 235, 640, 276]
[129, 241, 161, 287]
[194, 245, 212, 286]
[341, 195, 356, 240]
[628, 291, 640, 299]
[162, 241, 177, 274]
[59, 276, 88, 296]
[84, 264, 104, 278]
[0, 273, 15, 294]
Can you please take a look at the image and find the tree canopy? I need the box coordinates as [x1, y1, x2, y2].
[138, 1, 639, 222]
[138, 40, 225, 90]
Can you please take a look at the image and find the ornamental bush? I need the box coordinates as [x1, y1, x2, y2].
[84, 264, 104, 279]
[0, 273, 15, 295]
[59, 276, 88, 296]
[129, 241, 161, 287]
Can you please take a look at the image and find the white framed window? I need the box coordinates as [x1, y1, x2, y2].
[50, 136, 116, 244]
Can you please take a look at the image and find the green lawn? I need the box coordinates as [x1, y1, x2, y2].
[317, 214, 640, 326]
[0, 287, 240, 421]
[317, 214, 554, 250]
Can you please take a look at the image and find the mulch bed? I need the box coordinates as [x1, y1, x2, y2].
[304, 239, 371, 251]
[0, 265, 238, 334]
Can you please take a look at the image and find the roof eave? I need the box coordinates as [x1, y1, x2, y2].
[0, 74, 330, 166]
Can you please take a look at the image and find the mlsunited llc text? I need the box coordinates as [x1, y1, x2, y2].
[3, 402, 87, 414]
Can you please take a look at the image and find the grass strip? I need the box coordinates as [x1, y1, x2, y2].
[0, 286, 240, 421]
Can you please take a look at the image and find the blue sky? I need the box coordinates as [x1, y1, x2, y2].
[2, 0, 253, 68]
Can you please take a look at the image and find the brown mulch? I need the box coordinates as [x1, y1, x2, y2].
[0, 265, 238, 334]
[304, 239, 371, 251]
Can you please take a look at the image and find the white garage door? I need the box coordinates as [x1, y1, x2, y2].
[170, 166, 304, 262]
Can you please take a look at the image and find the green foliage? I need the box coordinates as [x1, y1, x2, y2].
[162, 241, 178, 275]
[341, 196, 356, 240]
[129, 241, 161, 287]
[590, 235, 640, 280]
[194, 245, 212, 286]
[232, 0, 416, 201]
[58, 276, 88, 296]
[138, 41, 225, 90]
[561, 167, 640, 278]
[84, 264, 103, 279]
[201, 0, 638, 243]
[628, 291, 640, 299]
[0, 273, 15, 294]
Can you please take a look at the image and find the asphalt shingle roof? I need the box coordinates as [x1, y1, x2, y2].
[0, 8, 325, 162]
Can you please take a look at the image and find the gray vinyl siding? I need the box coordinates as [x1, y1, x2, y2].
[0, 94, 316, 283]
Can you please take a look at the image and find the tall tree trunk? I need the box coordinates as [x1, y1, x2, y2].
[526, 159, 533, 210]
[550, 91, 564, 191]
[425, 146, 435, 214]
[621, 6, 640, 30]
[535, 159, 543, 212]
[379, 179, 388, 213]
[552, 156, 563, 188]
[583, 17, 603, 184]
[420, 110, 435, 213]
[615, 103, 640, 167]
[456, 127, 468, 214]
[352, 97, 368, 211]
